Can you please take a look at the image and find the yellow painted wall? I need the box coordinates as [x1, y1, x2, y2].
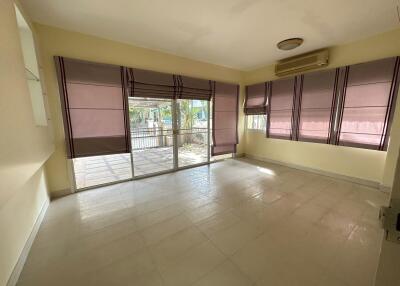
[0, 1, 53, 285]
[35, 24, 244, 195]
[243, 29, 400, 187]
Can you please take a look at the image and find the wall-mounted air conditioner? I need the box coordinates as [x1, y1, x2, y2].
[275, 49, 329, 76]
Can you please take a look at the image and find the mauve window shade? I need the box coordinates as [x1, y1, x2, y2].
[337, 57, 400, 150]
[128, 68, 176, 99]
[212, 82, 239, 156]
[127, 69, 212, 100]
[55, 57, 130, 158]
[298, 69, 338, 143]
[244, 83, 267, 115]
[178, 75, 212, 101]
[212, 145, 236, 155]
[267, 77, 297, 139]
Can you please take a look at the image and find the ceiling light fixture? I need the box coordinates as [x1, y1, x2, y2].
[277, 38, 304, 51]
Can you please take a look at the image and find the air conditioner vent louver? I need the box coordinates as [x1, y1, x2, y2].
[275, 50, 329, 76]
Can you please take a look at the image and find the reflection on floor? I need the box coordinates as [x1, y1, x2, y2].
[74, 145, 208, 189]
[18, 158, 387, 286]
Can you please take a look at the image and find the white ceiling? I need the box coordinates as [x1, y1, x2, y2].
[21, 0, 400, 70]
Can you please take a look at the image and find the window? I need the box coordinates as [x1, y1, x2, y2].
[244, 82, 267, 131]
[55, 57, 131, 159]
[244, 83, 267, 115]
[253, 56, 399, 151]
[298, 69, 337, 143]
[247, 115, 266, 131]
[337, 57, 399, 150]
[268, 77, 296, 139]
[212, 82, 239, 155]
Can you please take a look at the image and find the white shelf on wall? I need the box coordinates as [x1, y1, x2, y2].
[25, 67, 40, 82]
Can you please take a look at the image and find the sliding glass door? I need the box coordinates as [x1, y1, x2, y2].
[176, 99, 209, 168]
[56, 58, 238, 191]
[129, 97, 175, 177]
[129, 98, 210, 178]
[72, 98, 211, 188]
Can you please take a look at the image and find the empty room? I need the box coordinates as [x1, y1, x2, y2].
[2, 0, 400, 285]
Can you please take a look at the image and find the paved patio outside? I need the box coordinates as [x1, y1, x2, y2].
[73, 144, 208, 189]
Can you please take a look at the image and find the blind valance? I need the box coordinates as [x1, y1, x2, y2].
[127, 69, 212, 101]
[178, 75, 212, 101]
[128, 68, 176, 99]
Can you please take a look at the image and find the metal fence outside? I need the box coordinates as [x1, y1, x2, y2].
[131, 127, 208, 150]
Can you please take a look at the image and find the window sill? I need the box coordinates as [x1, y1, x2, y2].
[246, 129, 265, 133]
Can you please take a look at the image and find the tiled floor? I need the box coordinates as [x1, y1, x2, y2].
[17, 158, 387, 286]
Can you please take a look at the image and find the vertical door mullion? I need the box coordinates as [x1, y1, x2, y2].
[130, 150, 135, 179]
[172, 99, 179, 170]
[207, 100, 211, 163]
[127, 98, 135, 179]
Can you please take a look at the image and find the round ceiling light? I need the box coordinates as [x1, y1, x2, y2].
[277, 38, 304, 50]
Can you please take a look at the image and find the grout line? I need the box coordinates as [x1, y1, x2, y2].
[25, 158, 384, 285]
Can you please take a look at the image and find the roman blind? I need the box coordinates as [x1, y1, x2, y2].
[267, 77, 297, 139]
[336, 57, 400, 150]
[244, 83, 267, 115]
[212, 82, 239, 155]
[127, 70, 212, 101]
[128, 68, 176, 99]
[55, 57, 131, 158]
[178, 75, 213, 101]
[297, 69, 339, 143]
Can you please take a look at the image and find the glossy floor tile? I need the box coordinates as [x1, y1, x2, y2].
[17, 158, 388, 286]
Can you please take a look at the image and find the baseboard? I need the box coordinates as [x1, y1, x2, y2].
[6, 199, 49, 286]
[234, 153, 245, 158]
[379, 184, 392, 193]
[244, 154, 382, 189]
[50, 188, 72, 200]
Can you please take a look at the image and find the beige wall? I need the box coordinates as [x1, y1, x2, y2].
[243, 28, 400, 187]
[0, 1, 53, 285]
[35, 24, 244, 195]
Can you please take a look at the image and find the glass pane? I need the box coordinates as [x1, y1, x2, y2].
[247, 115, 254, 129]
[247, 115, 266, 130]
[177, 99, 209, 167]
[129, 97, 174, 176]
[73, 153, 132, 189]
[257, 115, 266, 130]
